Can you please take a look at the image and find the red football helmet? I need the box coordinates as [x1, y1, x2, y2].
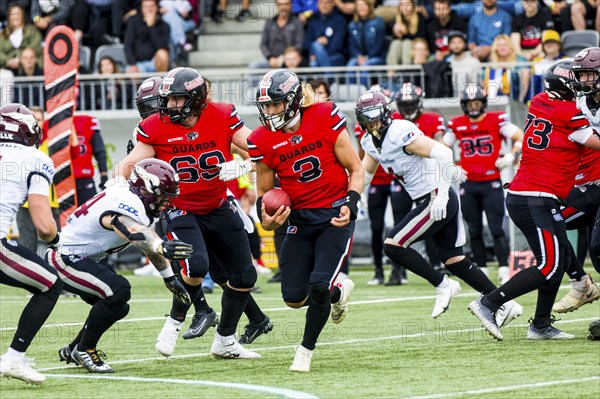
[395, 82, 423, 121]
[129, 159, 180, 217]
[136, 76, 163, 119]
[572, 47, 600, 96]
[0, 103, 42, 147]
[354, 90, 394, 140]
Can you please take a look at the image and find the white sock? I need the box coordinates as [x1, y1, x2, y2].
[5, 347, 25, 361]
[436, 275, 449, 289]
[572, 274, 590, 291]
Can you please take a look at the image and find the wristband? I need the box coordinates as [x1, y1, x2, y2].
[152, 238, 163, 253]
[345, 190, 361, 220]
[159, 267, 175, 279]
[48, 233, 60, 245]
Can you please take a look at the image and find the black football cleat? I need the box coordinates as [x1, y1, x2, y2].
[182, 310, 219, 340]
[239, 316, 273, 344]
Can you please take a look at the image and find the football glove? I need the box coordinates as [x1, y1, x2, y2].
[430, 193, 449, 221]
[157, 239, 193, 261]
[495, 152, 515, 170]
[48, 233, 60, 250]
[99, 175, 108, 190]
[217, 160, 252, 182]
[163, 276, 192, 305]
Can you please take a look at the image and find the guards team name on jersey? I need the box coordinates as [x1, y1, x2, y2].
[354, 111, 446, 186]
[136, 102, 243, 214]
[446, 112, 517, 181]
[59, 183, 151, 261]
[361, 119, 440, 200]
[509, 92, 592, 200]
[248, 102, 348, 209]
[0, 143, 54, 238]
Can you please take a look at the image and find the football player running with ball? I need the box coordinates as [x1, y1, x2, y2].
[248, 70, 364, 372]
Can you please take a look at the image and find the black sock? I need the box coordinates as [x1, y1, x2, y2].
[193, 288, 213, 314]
[470, 237, 487, 269]
[493, 235, 510, 267]
[330, 286, 341, 304]
[69, 323, 87, 351]
[170, 275, 202, 322]
[78, 302, 130, 351]
[217, 287, 249, 336]
[533, 277, 562, 328]
[483, 267, 546, 310]
[384, 244, 444, 287]
[244, 294, 265, 324]
[446, 258, 497, 294]
[11, 280, 62, 352]
[565, 243, 586, 280]
[301, 287, 330, 351]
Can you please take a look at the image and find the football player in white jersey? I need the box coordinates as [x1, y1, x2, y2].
[50, 158, 193, 373]
[0, 103, 63, 384]
[571, 46, 600, 341]
[354, 91, 522, 324]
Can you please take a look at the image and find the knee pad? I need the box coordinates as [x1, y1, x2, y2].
[228, 264, 257, 289]
[309, 285, 330, 305]
[383, 243, 409, 259]
[43, 277, 63, 299]
[105, 281, 131, 309]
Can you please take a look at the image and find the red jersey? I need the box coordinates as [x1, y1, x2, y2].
[136, 102, 244, 214]
[509, 92, 591, 200]
[575, 147, 600, 184]
[71, 115, 101, 179]
[248, 102, 348, 209]
[448, 112, 517, 181]
[354, 123, 392, 186]
[397, 111, 446, 140]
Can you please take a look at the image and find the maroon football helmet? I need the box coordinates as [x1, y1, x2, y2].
[0, 103, 42, 147]
[354, 90, 394, 140]
[255, 69, 303, 131]
[395, 82, 423, 121]
[572, 47, 600, 96]
[158, 67, 208, 124]
[136, 77, 163, 119]
[129, 159, 180, 217]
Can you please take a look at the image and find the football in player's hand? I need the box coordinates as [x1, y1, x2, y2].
[263, 188, 291, 216]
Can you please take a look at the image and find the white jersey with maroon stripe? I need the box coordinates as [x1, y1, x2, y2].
[59, 183, 151, 261]
[577, 95, 600, 133]
[0, 143, 54, 238]
[361, 119, 439, 200]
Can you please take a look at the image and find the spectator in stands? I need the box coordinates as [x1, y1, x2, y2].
[483, 34, 531, 102]
[569, 0, 599, 30]
[283, 46, 309, 68]
[386, 0, 427, 66]
[531, 29, 566, 95]
[69, 0, 126, 46]
[468, 0, 513, 61]
[159, 0, 195, 65]
[308, 78, 332, 101]
[510, 0, 554, 61]
[212, 0, 252, 23]
[16, 47, 42, 77]
[446, 30, 481, 95]
[0, 4, 42, 74]
[334, 0, 355, 20]
[249, 0, 304, 69]
[30, 0, 77, 36]
[294, 0, 319, 23]
[347, 0, 386, 86]
[394, 38, 430, 89]
[14, 47, 43, 107]
[124, 0, 170, 73]
[304, 0, 348, 68]
[542, 0, 569, 32]
[374, 0, 401, 24]
[425, 0, 468, 62]
[95, 56, 124, 110]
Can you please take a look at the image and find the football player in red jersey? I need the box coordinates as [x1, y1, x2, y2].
[115, 67, 261, 359]
[248, 70, 364, 372]
[444, 83, 523, 284]
[71, 115, 108, 204]
[468, 60, 600, 341]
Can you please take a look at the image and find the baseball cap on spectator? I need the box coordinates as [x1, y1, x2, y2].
[447, 30, 467, 44]
[542, 30, 561, 45]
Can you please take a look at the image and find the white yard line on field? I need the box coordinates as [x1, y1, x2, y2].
[43, 374, 320, 399]
[404, 376, 600, 399]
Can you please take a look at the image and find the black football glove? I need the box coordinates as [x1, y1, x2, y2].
[99, 175, 108, 190]
[163, 275, 191, 305]
[126, 140, 134, 155]
[48, 233, 60, 250]
[157, 239, 193, 260]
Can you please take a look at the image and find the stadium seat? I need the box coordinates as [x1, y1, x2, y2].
[94, 44, 127, 73]
[560, 30, 600, 58]
[79, 45, 92, 73]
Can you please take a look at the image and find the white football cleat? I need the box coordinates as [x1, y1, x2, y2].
[210, 333, 261, 359]
[331, 279, 355, 324]
[289, 346, 313, 372]
[0, 355, 45, 384]
[498, 266, 510, 285]
[155, 317, 183, 357]
[552, 274, 600, 313]
[432, 276, 461, 318]
[495, 300, 523, 328]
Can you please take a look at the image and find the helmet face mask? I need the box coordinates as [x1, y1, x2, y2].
[395, 83, 423, 121]
[0, 103, 42, 147]
[460, 84, 487, 118]
[136, 76, 162, 119]
[544, 59, 576, 101]
[255, 70, 303, 131]
[572, 47, 600, 96]
[158, 68, 208, 124]
[128, 159, 180, 218]
[355, 90, 394, 140]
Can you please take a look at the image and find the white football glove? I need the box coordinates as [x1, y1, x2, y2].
[430, 193, 449, 221]
[218, 160, 253, 182]
[104, 176, 128, 188]
[495, 152, 515, 170]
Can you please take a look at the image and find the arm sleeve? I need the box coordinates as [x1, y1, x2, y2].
[429, 142, 456, 195]
[90, 131, 108, 174]
[568, 127, 594, 145]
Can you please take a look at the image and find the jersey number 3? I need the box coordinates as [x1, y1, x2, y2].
[524, 114, 552, 150]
